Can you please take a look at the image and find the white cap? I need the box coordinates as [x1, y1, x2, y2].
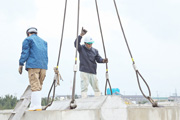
[27, 28, 37, 33]
[84, 35, 94, 43]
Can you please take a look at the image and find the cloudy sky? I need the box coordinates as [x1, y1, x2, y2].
[0, 0, 180, 98]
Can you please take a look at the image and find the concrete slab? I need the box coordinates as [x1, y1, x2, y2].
[62, 110, 100, 120]
[127, 106, 180, 120]
[101, 95, 127, 109]
[1, 96, 180, 120]
[47, 96, 107, 110]
[101, 108, 127, 120]
[0, 110, 12, 120]
[101, 96, 128, 120]
[21, 110, 62, 120]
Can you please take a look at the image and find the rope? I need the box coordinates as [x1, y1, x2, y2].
[70, 0, 80, 109]
[43, 0, 68, 110]
[113, 0, 158, 107]
[43, 79, 56, 110]
[95, 0, 113, 95]
[56, 0, 68, 66]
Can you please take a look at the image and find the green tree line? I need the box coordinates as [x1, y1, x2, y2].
[0, 95, 64, 110]
[0, 95, 18, 110]
[0, 94, 78, 110]
[0, 95, 49, 110]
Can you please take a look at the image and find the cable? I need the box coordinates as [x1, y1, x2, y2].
[94, 0, 113, 95]
[113, 0, 158, 107]
[70, 0, 80, 109]
[43, 0, 68, 110]
[43, 79, 56, 110]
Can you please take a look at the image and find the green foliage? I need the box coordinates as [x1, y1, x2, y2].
[75, 94, 79, 99]
[0, 95, 18, 110]
[138, 101, 148, 104]
[0, 95, 75, 110]
[42, 97, 49, 106]
[41, 96, 62, 106]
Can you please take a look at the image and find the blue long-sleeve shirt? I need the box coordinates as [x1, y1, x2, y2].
[74, 36, 103, 74]
[19, 34, 48, 70]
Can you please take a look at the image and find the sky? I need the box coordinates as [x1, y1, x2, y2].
[0, 0, 180, 98]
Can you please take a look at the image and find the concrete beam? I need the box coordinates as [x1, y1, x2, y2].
[1, 96, 180, 120]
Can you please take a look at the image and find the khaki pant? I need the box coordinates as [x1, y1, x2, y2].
[80, 72, 100, 92]
[28, 68, 46, 91]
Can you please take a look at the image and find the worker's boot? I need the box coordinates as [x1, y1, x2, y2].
[81, 92, 87, 98]
[29, 91, 42, 111]
[94, 92, 101, 97]
[29, 92, 36, 111]
[34, 91, 42, 111]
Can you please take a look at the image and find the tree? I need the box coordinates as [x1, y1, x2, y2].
[0, 95, 18, 110]
[42, 97, 49, 106]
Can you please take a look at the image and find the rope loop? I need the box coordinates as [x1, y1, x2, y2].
[94, 0, 113, 95]
[70, 0, 80, 109]
[113, 0, 158, 107]
[44, 0, 68, 110]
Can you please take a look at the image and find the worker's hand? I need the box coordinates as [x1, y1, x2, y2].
[80, 27, 87, 36]
[18, 66, 23, 74]
[103, 58, 108, 63]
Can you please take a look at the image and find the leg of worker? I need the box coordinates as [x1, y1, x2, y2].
[28, 68, 41, 91]
[28, 68, 42, 111]
[34, 69, 46, 110]
[80, 72, 89, 98]
[89, 74, 101, 97]
[39, 69, 46, 90]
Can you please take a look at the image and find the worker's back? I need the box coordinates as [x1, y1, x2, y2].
[19, 34, 48, 70]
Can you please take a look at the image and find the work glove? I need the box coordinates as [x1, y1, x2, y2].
[18, 66, 23, 74]
[54, 67, 63, 86]
[103, 58, 108, 63]
[80, 27, 87, 36]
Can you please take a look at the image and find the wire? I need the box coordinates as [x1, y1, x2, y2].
[113, 0, 158, 107]
[94, 0, 113, 95]
[43, 0, 68, 110]
[70, 0, 80, 109]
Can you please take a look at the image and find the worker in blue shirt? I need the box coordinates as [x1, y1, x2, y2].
[74, 28, 108, 98]
[19, 27, 48, 111]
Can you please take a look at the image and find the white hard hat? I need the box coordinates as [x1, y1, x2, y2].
[84, 35, 94, 44]
[27, 27, 37, 33]
[26, 27, 38, 36]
